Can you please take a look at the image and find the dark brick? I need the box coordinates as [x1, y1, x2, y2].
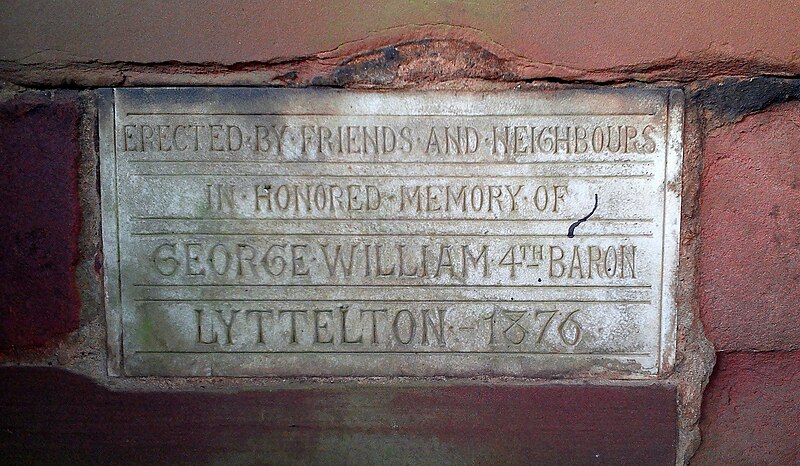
[693, 351, 800, 464]
[0, 92, 81, 349]
[0, 367, 677, 465]
[699, 101, 800, 351]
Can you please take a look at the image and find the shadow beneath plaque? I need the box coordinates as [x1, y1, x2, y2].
[0, 367, 676, 465]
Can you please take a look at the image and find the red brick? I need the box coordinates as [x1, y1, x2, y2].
[0, 92, 81, 349]
[693, 351, 800, 464]
[699, 102, 800, 351]
[1, 1, 799, 77]
[0, 367, 677, 465]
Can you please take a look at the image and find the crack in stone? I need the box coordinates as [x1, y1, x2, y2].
[567, 193, 599, 238]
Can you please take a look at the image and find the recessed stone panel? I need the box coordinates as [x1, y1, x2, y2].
[99, 88, 683, 377]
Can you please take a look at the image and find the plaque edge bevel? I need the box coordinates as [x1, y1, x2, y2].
[658, 88, 685, 377]
[98, 88, 124, 377]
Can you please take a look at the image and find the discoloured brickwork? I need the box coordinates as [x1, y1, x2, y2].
[0, 92, 81, 348]
[694, 352, 800, 464]
[700, 102, 800, 352]
[1, 4, 799, 464]
[1, 367, 677, 465]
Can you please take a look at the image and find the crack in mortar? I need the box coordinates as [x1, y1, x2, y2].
[1, 31, 799, 88]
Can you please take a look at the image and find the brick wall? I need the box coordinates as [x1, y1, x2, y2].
[1, 2, 799, 464]
[694, 100, 800, 464]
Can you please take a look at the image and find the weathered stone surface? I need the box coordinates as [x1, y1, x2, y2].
[1, 1, 800, 85]
[0, 92, 81, 349]
[693, 351, 800, 464]
[699, 102, 800, 351]
[99, 87, 683, 377]
[0, 366, 677, 465]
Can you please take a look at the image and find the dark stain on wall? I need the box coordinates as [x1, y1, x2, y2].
[691, 77, 800, 128]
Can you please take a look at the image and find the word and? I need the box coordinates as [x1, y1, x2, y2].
[121, 122, 658, 157]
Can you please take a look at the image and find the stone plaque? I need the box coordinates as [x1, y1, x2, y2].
[99, 88, 683, 378]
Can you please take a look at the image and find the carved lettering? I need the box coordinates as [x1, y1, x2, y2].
[107, 88, 681, 377]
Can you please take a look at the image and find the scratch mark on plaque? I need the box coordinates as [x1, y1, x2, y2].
[568, 194, 599, 238]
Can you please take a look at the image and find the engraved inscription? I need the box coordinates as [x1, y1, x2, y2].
[100, 88, 683, 377]
[120, 122, 658, 156]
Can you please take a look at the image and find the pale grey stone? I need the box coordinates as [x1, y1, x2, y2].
[98, 88, 683, 377]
